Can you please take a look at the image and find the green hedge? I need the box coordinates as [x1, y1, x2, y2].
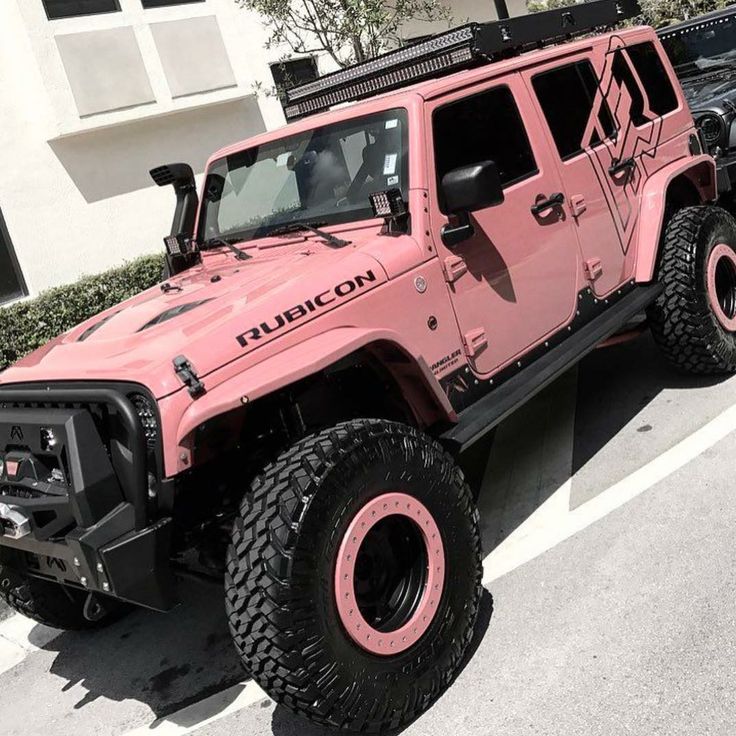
[0, 253, 164, 372]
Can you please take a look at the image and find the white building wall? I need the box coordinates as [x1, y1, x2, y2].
[0, 0, 527, 304]
[0, 0, 284, 300]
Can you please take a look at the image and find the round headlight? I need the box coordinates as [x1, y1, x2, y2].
[130, 394, 159, 449]
[697, 114, 724, 147]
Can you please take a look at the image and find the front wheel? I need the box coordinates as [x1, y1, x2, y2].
[225, 419, 482, 732]
[648, 205, 736, 374]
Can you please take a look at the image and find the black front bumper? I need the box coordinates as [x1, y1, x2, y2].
[0, 386, 175, 612]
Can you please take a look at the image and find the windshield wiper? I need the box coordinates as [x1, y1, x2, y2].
[266, 222, 351, 248]
[204, 237, 251, 261]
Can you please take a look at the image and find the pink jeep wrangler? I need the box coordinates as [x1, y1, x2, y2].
[1, 0, 734, 730]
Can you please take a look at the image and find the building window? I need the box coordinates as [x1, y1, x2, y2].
[533, 60, 616, 160]
[432, 86, 538, 212]
[43, 0, 121, 20]
[269, 57, 318, 94]
[0, 211, 27, 306]
[141, 0, 205, 8]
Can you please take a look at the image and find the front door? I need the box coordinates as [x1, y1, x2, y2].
[427, 75, 581, 376]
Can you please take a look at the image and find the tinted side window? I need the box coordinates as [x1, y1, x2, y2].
[42, 1, 120, 19]
[433, 86, 537, 212]
[626, 42, 678, 118]
[533, 61, 616, 160]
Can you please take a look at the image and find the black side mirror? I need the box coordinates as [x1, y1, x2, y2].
[150, 163, 200, 276]
[440, 161, 504, 248]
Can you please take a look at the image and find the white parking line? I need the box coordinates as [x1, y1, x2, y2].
[123, 680, 268, 736]
[483, 401, 736, 583]
[0, 614, 59, 676]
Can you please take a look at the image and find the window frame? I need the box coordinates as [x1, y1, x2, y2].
[196, 107, 411, 244]
[430, 83, 540, 214]
[0, 209, 28, 307]
[619, 41, 680, 126]
[42, 0, 121, 20]
[532, 58, 617, 163]
[140, 0, 205, 8]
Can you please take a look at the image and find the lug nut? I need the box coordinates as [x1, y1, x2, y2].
[73, 557, 80, 567]
[96, 562, 104, 573]
[102, 582, 110, 592]
[80, 577, 88, 587]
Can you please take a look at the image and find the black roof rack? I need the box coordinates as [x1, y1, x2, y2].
[282, 0, 641, 121]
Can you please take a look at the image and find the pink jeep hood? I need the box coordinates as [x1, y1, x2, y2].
[0, 238, 388, 398]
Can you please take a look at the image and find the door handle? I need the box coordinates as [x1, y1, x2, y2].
[530, 192, 565, 215]
[608, 157, 636, 176]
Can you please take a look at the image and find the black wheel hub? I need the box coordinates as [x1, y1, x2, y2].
[715, 254, 736, 321]
[353, 514, 428, 633]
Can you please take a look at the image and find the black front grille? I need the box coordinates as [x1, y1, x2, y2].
[0, 484, 46, 499]
[0, 384, 155, 531]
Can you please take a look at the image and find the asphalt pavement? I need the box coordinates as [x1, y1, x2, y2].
[2, 332, 736, 736]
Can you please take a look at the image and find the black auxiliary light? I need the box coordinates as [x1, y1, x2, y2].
[370, 189, 410, 234]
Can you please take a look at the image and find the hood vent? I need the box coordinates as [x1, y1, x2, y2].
[138, 299, 213, 332]
[78, 312, 119, 342]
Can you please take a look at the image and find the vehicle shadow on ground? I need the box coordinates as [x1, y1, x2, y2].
[474, 331, 730, 554]
[268, 589, 495, 736]
[30, 578, 246, 718]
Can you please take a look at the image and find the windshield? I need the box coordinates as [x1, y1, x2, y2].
[198, 109, 409, 244]
[661, 15, 736, 76]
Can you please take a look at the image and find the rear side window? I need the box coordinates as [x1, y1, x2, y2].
[624, 42, 678, 119]
[433, 86, 537, 212]
[533, 61, 616, 160]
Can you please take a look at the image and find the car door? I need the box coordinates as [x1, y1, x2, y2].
[524, 41, 680, 297]
[427, 75, 581, 377]
[525, 55, 632, 297]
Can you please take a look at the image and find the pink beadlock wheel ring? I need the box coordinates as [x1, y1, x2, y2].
[334, 492, 445, 656]
[707, 243, 736, 331]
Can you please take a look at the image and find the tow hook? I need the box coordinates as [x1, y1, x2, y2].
[0, 503, 31, 539]
[83, 593, 111, 623]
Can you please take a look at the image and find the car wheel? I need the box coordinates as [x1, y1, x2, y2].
[649, 205, 736, 374]
[225, 419, 482, 732]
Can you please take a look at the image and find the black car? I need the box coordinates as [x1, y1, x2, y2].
[659, 5, 736, 198]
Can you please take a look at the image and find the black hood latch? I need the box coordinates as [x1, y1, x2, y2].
[173, 355, 206, 398]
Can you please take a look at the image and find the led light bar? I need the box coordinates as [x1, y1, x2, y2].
[283, 0, 640, 120]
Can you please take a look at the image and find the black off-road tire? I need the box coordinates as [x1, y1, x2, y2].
[225, 419, 482, 732]
[0, 562, 121, 630]
[648, 205, 736, 374]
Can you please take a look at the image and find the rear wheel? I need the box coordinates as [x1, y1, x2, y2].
[648, 205, 736, 374]
[225, 419, 482, 732]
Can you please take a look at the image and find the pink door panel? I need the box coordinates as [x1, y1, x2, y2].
[524, 54, 630, 297]
[426, 74, 581, 377]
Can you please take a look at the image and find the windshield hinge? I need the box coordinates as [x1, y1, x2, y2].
[443, 255, 467, 283]
[173, 355, 206, 398]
